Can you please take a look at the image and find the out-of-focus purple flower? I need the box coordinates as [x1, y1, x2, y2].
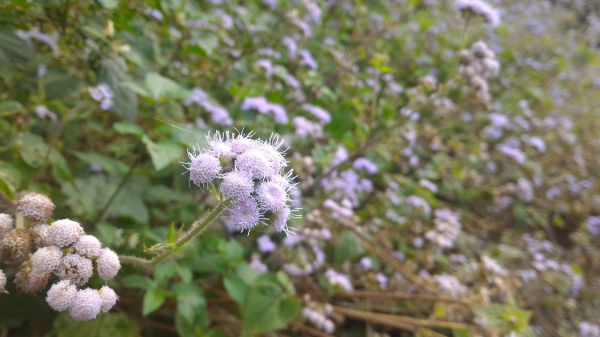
[586, 216, 600, 236]
[257, 235, 277, 253]
[325, 269, 353, 291]
[293, 116, 323, 139]
[353, 158, 378, 174]
[89, 84, 113, 111]
[241, 96, 288, 124]
[302, 104, 331, 124]
[299, 50, 318, 70]
[359, 257, 372, 270]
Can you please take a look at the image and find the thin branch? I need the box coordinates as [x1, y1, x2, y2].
[95, 162, 138, 224]
[335, 290, 473, 306]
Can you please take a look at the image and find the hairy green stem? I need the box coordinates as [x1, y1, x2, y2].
[119, 200, 230, 269]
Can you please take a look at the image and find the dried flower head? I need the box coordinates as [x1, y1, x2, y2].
[57, 253, 93, 286]
[1, 229, 32, 266]
[97, 248, 121, 281]
[69, 288, 102, 321]
[15, 263, 49, 294]
[46, 280, 77, 311]
[31, 224, 52, 247]
[47, 219, 84, 247]
[31, 245, 63, 274]
[16, 192, 55, 223]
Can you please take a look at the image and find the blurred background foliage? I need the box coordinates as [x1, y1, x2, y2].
[1, 0, 600, 336]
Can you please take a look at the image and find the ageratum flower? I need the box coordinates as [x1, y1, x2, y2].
[46, 280, 78, 311]
[70, 288, 103, 321]
[185, 131, 300, 235]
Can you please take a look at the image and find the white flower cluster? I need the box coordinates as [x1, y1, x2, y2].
[302, 302, 335, 334]
[455, 0, 501, 28]
[425, 208, 462, 249]
[29, 219, 120, 321]
[184, 131, 299, 235]
[459, 40, 500, 103]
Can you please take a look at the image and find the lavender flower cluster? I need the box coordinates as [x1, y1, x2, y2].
[184, 131, 298, 235]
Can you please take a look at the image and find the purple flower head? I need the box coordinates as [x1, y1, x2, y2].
[257, 235, 276, 253]
[257, 180, 288, 212]
[228, 197, 261, 231]
[221, 171, 254, 200]
[186, 151, 221, 187]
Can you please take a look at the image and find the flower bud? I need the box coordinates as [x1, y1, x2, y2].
[16, 192, 55, 223]
[1, 229, 32, 266]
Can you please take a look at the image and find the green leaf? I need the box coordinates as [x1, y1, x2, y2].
[101, 58, 138, 120]
[16, 132, 50, 168]
[0, 100, 23, 116]
[0, 30, 33, 66]
[167, 223, 177, 245]
[224, 276, 248, 304]
[120, 275, 152, 289]
[52, 313, 139, 337]
[144, 72, 190, 101]
[173, 282, 206, 323]
[334, 231, 364, 265]
[114, 121, 145, 137]
[73, 151, 130, 175]
[142, 136, 183, 171]
[241, 278, 301, 334]
[143, 287, 167, 316]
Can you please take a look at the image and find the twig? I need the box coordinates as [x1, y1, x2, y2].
[335, 290, 473, 306]
[291, 322, 335, 337]
[334, 305, 475, 331]
[95, 161, 138, 224]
